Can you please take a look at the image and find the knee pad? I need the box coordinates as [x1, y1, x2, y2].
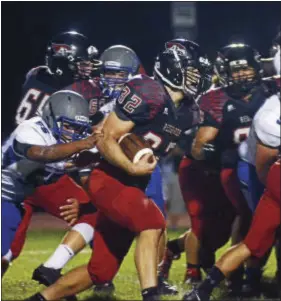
[72, 223, 94, 244]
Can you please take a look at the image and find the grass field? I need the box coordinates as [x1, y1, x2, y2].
[2, 229, 278, 300]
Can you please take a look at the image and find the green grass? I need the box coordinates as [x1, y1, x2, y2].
[2, 229, 277, 300]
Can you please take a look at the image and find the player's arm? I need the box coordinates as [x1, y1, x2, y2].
[255, 112, 280, 185]
[13, 128, 100, 163]
[96, 112, 156, 175]
[191, 110, 219, 160]
[96, 83, 157, 176]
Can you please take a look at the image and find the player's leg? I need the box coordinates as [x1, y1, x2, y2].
[145, 164, 178, 295]
[30, 175, 95, 286]
[27, 212, 135, 301]
[33, 214, 95, 287]
[183, 162, 281, 301]
[10, 202, 34, 261]
[220, 167, 253, 294]
[178, 158, 208, 284]
[86, 165, 166, 299]
[1, 200, 23, 276]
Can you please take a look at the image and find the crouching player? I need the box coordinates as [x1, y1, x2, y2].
[1, 91, 99, 276]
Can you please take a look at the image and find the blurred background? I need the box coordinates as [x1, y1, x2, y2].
[2, 1, 281, 228]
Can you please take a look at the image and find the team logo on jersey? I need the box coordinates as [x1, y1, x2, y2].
[164, 42, 187, 56]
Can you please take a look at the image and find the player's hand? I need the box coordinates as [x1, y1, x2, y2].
[83, 129, 103, 149]
[59, 198, 80, 226]
[129, 154, 157, 176]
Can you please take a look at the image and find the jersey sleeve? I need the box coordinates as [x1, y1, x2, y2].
[198, 89, 226, 128]
[254, 108, 280, 148]
[13, 122, 49, 157]
[114, 79, 163, 124]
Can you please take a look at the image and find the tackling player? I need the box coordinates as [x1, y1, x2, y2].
[1, 91, 99, 276]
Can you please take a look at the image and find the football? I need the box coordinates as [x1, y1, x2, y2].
[118, 133, 154, 163]
[73, 150, 101, 167]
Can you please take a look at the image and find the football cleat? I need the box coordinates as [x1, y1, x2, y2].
[183, 289, 210, 301]
[157, 277, 178, 295]
[93, 281, 115, 295]
[32, 265, 62, 286]
[32, 265, 77, 301]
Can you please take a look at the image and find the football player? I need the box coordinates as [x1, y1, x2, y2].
[15, 31, 103, 126]
[159, 55, 234, 285]
[25, 38, 210, 301]
[191, 43, 280, 293]
[1, 91, 99, 276]
[183, 49, 281, 301]
[7, 31, 103, 285]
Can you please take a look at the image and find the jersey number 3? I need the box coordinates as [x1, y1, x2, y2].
[16, 89, 50, 125]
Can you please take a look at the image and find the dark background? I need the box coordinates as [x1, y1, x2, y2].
[2, 1, 281, 135]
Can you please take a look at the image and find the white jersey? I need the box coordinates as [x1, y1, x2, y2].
[239, 94, 280, 165]
[2, 116, 68, 203]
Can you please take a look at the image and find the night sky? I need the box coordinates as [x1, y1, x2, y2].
[2, 1, 281, 134]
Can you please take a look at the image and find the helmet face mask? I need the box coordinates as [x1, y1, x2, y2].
[99, 45, 141, 99]
[53, 116, 91, 143]
[216, 44, 262, 95]
[154, 39, 211, 98]
[46, 32, 102, 82]
[42, 91, 91, 143]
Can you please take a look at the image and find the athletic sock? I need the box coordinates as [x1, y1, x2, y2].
[43, 244, 74, 269]
[167, 239, 182, 255]
[186, 263, 201, 280]
[198, 266, 225, 295]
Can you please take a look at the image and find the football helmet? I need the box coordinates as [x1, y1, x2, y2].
[42, 90, 91, 143]
[154, 38, 212, 97]
[215, 43, 262, 94]
[45, 31, 102, 82]
[99, 45, 141, 99]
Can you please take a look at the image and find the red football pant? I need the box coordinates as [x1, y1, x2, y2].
[11, 175, 92, 259]
[220, 167, 249, 215]
[87, 211, 135, 284]
[86, 161, 166, 283]
[179, 157, 234, 250]
[244, 160, 280, 258]
[86, 161, 166, 233]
